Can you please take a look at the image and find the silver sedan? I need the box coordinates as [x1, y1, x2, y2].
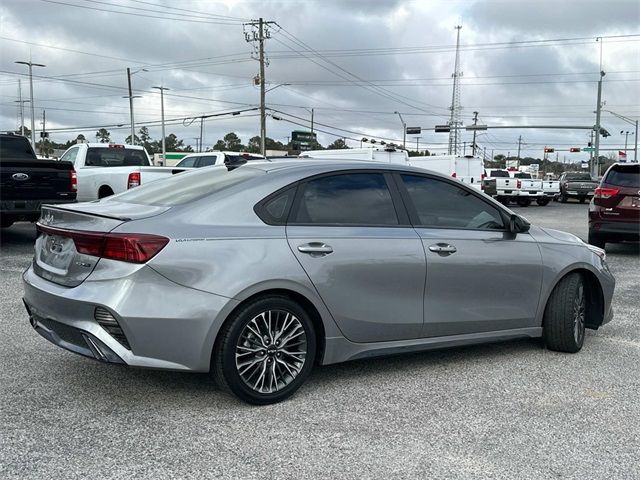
[23, 161, 615, 404]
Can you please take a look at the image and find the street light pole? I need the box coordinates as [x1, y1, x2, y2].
[593, 70, 605, 176]
[15, 60, 45, 150]
[603, 110, 638, 162]
[152, 86, 169, 164]
[125, 68, 147, 145]
[394, 111, 406, 149]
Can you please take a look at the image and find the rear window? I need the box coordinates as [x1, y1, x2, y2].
[0, 135, 36, 160]
[565, 173, 592, 181]
[513, 172, 531, 179]
[85, 147, 150, 167]
[604, 165, 639, 187]
[106, 166, 262, 206]
[490, 170, 510, 178]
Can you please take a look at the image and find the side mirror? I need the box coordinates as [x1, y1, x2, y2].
[509, 214, 530, 234]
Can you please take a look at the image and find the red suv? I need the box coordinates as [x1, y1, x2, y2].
[588, 163, 640, 248]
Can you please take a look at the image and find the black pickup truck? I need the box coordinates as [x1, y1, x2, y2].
[558, 172, 599, 203]
[0, 133, 77, 228]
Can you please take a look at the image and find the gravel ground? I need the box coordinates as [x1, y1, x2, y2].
[1, 201, 638, 480]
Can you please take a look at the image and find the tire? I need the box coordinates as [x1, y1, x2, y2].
[516, 197, 531, 207]
[588, 231, 606, 249]
[213, 295, 316, 405]
[536, 197, 550, 206]
[543, 273, 586, 353]
[560, 193, 568, 203]
[579, 196, 586, 204]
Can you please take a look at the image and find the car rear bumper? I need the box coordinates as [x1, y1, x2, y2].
[589, 220, 640, 239]
[564, 190, 594, 197]
[516, 191, 542, 197]
[22, 264, 238, 372]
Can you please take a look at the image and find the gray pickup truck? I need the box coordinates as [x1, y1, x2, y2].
[558, 172, 599, 203]
[0, 133, 77, 228]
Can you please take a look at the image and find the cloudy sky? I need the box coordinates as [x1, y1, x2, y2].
[1, 0, 639, 159]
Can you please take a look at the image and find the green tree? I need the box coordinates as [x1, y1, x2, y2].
[163, 133, 193, 152]
[327, 138, 348, 149]
[76, 134, 86, 143]
[95, 128, 110, 143]
[213, 140, 226, 151]
[14, 127, 31, 138]
[125, 134, 141, 145]
[246, 136, 261, 153]
[223, 132, 244, 151]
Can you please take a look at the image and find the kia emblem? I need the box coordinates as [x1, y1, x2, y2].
[11, 172, 30, 181]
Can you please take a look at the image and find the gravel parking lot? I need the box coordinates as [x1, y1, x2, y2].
[1, 201, 638, 480]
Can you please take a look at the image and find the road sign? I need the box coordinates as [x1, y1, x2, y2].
[434, 125, 450, 133]
[406, 127, 421, 135]
[582, 147, 594, 152]
[291, 130, 317, 151]
[581, 162, 589, 169]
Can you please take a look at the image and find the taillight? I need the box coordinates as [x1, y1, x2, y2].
[127, 171, 141, 189]
[451, 172, 457, 178]
[481, 173, 486, 181]
[594, 187, 620, 199]
[36, 224, 168, 263]
[517, 179, 522, 189]
[70, 170, 77, 192]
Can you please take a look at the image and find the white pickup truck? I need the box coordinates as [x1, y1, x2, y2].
[58, 143, 189, 201]
[511, 172, 546, 206]
[483, 169, 551, 206]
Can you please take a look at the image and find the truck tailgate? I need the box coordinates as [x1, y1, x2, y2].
[1, 160, 75, 201]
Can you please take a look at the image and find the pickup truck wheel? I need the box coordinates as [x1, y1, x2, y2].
[559, 193, 568, 203]
[98, 186, 114, 199]
[579, 196, 586, 204]
[543, 273, 586, 353]
[588, 231, 606, 249]
[516, 197, 531, 207]
[536, 197, 550, 206]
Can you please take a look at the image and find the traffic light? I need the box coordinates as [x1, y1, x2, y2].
[544, 147, 555, 153]
[588, 142, 592, 147]
[569, 147, 581, 152]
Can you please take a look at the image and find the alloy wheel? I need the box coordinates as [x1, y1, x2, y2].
[573, 283, 585, 345]
[235, 310, 308, 394]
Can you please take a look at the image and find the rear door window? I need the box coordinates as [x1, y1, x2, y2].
[177, 156, 197, 167]
[291, 173, 399, 226]
[60, 147, 79, 166]
[197, 155, 218, 167]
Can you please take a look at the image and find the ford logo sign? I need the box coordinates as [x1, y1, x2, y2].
[11, 172, 30, 181]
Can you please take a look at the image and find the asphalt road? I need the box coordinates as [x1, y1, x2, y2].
[1, 201, 638, 480]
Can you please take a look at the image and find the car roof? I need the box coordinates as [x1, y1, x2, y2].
[182, 151, 263, 157]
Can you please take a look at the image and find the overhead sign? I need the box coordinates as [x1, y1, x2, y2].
[434, 125, 450, 133]
[581, 162, 589, 169]
[291, 130, 317, 151]
[582, 147, 594, 152]
[405, 127, 421, 135]
[465, 124, 488, 131]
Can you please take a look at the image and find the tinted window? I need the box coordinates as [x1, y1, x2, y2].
[565, 173, 592, 181]
[0, 135, 36, 160]
[106, 166, 262, 206]
[198, 155, 218, 167]
[401, 175, 505, 230]
[513, 172, 531, 179]
[85, 147, 150, 167]
[604, 165, 639, 187]
[176, 156, 197, 167]
[256, 188, 295, 225]
[293, 173, 398, 225]
[490, 170, 510, 178]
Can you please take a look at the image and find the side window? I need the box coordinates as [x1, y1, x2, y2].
[255, 187, 296, 225]
[198, 155, 218, 167]
[292, 173, 399, 226]
[400, 174, 505, 230]
[178, 157, 197, 167]
[60, 147, 79, 166]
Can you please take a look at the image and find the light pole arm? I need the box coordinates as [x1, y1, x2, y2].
[604, 110, 637, 126]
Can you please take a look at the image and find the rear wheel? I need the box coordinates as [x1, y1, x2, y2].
[579, 196, 586, 204]
[560, 193, 568, 203]
[536, 197, 550, 206]
[543, 273, 586, 353]
[213, 296, 316, 405]
[98, 186, 114, 199]
[516, 197, 531, 207]
[588, 231, 606, 249]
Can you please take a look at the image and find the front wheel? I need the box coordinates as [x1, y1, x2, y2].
[543, 273, 586, 353]
[516, 197, 531, 207]
[536, 197, 550, 206]
[213, 296, 316, 405]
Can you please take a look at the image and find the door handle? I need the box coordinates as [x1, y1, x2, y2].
[297, 242, 333, 255]
[428, 243, 457, 254]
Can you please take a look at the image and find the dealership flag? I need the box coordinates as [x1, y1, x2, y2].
[619, 150, 627, 161]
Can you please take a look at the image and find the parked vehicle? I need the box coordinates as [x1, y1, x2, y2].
[483, 169, 548, 206]
[175, 151, 264, 168]
[512, 172, 545, 207]
[542, 178, 561, 202]
[558, 172, 599, 203]
[588, 163, 640, 248]
[0, 133, 76, 228]
[24, 160, 614, 404]
[58, 143, 189, 201]
[302, 148, 485, 189]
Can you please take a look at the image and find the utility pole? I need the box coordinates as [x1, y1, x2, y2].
[200, 117, 204, 152]
[483, 146, 487, 162]
[593, 70, 605, 176]
[40, 109, 46, 156]
[448, 25, 463, 155]
[244, 18, 275, 156]
[394, 111, 406, 149]
[416, 136, 421, 153]
[15, 60, 45, 150]
[310, 108, 314, 136]
[471, 111, 478, 155]
[152, 86, 169, 164]
[15, 80, 28, 136]
[127, 68, 135, 145]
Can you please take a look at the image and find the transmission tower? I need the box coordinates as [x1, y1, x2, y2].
[448, 25, 463, 155]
